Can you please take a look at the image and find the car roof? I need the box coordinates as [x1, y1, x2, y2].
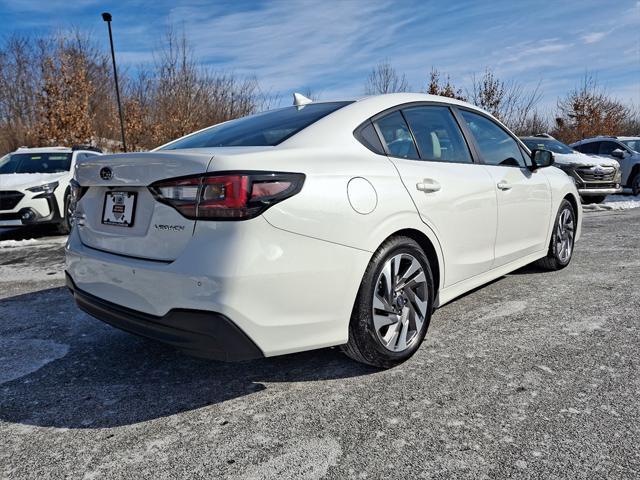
[282, 93, 497, 149]
[13, 146, 72, 154]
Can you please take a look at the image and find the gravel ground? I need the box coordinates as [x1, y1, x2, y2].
[1, 209, 639, 479]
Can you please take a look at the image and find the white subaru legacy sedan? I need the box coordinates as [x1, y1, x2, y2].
[65, 93, 581, 368]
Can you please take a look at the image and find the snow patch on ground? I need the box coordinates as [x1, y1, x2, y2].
[0, 236, 67, 249]
[234, 437, 342, 480]
[582, 194, 640, 211]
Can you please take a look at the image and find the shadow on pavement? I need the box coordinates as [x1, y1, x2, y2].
[0, 287, 377, 429]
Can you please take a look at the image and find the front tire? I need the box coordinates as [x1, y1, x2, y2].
[535, 199, 576, 271]
[56, 194, 71, 235]
[631, 172, 640, 196]
[342, 236, 434, 368]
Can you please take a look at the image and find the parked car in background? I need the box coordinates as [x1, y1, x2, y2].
[0, 146, 102, 233]
[65, 93, 581, 368]
[521, 134, 622, 204]
[570, 136, 640, 196]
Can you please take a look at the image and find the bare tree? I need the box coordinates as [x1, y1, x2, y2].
[469, 69, 543, 135]
[552, 73, 632, 143]
[364, 60, 410, 95]
[426, 68, 466, 101]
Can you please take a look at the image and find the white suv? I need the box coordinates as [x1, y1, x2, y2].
[570, 136, 640, 196]
[0, 146, 102, 233]
[66, 93, 581, 367]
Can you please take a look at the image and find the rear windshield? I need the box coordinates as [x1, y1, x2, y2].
[0, 152, 72, 174]
[160, 102, 352, 150]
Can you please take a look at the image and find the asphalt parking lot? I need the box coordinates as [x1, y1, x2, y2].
[1, 209, 639, 479]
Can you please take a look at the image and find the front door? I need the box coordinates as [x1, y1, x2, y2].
[457, 109, 552, 267]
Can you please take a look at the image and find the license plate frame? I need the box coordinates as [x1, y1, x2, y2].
[101, 191, 137, 227]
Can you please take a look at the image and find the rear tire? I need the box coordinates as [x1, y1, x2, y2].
[582, 195, 606, 204]
[342, 236, 434, 368]
[535, 199, 576, 271]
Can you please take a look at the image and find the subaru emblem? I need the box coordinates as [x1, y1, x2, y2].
[100, 167, 113, 180]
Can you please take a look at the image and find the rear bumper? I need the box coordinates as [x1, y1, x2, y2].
[66, 273, 263, 361]
[65, 216, 371, 357]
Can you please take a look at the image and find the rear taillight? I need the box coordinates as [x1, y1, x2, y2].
[149, 172, 305, 220]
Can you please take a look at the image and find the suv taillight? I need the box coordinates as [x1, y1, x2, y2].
[149, 172, 305, 220]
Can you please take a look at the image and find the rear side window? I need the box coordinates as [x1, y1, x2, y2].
[575, 142, 599, 154]
[459, 110, 526, 167]
[374, 111, 419, 160]
[161, 102, 352, 150]
[402, 106, 472, 163]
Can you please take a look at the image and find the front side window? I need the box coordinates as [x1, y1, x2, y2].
[0, 152, 72, 174]
[460, 110, 526, 167]
[402, 106, 472, 163]
[161, 102, 352, 150]
[374, 111, 419, 160]
[620, 139, 640, 152]
[599, 141, 623, 155]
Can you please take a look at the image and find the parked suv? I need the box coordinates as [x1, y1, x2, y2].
[520, 134, 621, 204]
[570, 136, 640, 196]
[0, 146, 102, 233]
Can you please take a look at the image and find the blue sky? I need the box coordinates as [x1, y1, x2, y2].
[0, 0, 638, 113]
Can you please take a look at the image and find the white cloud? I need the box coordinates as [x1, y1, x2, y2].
[582, 31, 608, 44]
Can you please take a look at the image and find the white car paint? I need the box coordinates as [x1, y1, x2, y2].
[65, 93, 582, 360]
[0, 147, 101, 228]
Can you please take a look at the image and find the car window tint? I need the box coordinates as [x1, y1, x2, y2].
[460, 110, 526, 167]
[598, 141, 621, 155]
[575, 142, 599, 154]
[402, 106, 472, 163]
[161, 102, 352, 149]
[374, 111, 419, 160]
[355, 121, 385, 154]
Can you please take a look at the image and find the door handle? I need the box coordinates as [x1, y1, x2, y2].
[497, 181, 512, 191]
[416, 179, 441, 193]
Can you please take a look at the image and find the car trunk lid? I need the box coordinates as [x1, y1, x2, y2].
[74, 151, 214, 262]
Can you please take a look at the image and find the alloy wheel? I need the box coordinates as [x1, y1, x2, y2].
[555, 207, 575, 263]
[372, 253, 429, 352]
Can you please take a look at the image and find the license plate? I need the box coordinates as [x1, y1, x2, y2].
[102, 191, 137, 227]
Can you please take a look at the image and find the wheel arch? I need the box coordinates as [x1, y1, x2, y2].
[374, 228, 442, 296]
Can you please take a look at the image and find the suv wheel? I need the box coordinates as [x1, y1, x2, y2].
[56, 193, 72, 235]
[342, 236, 434, 368]
[631, 172, 640, 196]
[536, 199, 575, 271]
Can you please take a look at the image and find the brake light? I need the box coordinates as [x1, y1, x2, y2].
[149, 172, 305, 220]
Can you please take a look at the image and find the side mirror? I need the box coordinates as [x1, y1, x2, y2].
[611, 148, 625, 159]
[530, 149, 554, 170]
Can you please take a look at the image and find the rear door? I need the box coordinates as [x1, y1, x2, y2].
[457, 109, 551, 267]
[74, 151, 214, 261]
[374, 105, 497, 287]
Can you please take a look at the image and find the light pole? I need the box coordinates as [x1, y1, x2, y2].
[102, 12, 127, 152]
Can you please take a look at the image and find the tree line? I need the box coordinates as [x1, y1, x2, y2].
[0, 30, 637, 156]
[0, 29, 267, 155]
[365, 61, 639, 142]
